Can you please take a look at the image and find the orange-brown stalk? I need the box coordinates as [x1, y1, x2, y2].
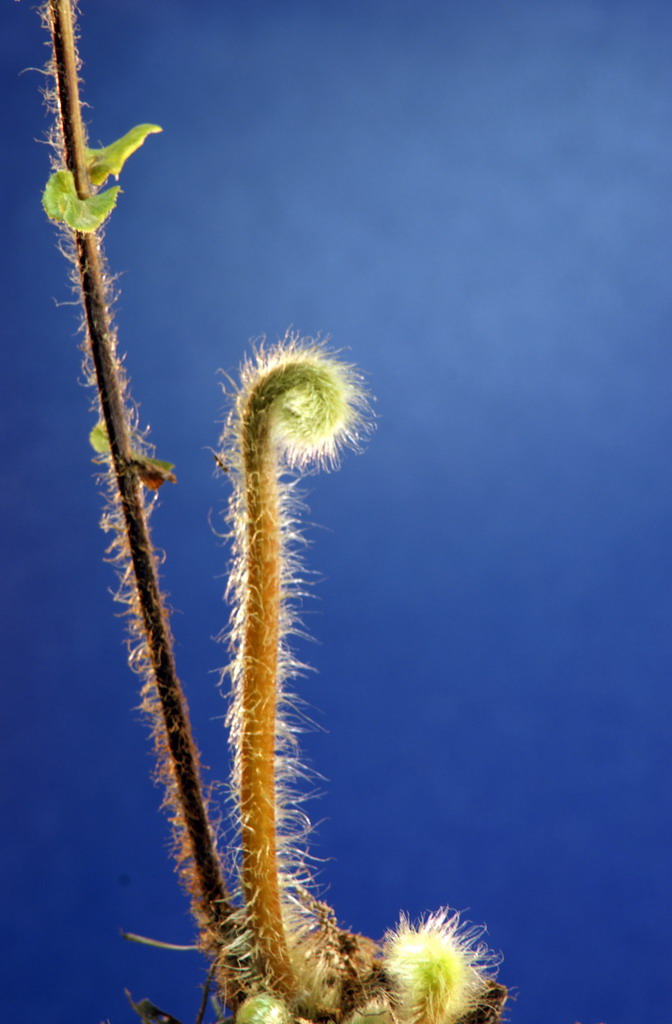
[238, 400, 297, 999]
[222, 340, 370, 1004]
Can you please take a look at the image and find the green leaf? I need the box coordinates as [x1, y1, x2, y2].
[86, 124, 162, 186]
[42, 170, 120, 233]
[89, 422, 176, 487]
[89, 421, 111, 453]
[142, 456, 176, 474]
[130, 454, 177, 489]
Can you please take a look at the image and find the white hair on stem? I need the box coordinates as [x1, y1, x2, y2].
[219, 331, 370, 1000]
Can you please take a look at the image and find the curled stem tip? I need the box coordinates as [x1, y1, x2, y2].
[222, 333, 369, 998]
[236, 334, 369, 472]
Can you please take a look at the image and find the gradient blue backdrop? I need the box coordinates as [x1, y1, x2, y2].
[4, 2, 672, 1023]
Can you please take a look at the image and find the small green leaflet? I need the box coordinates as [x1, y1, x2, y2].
[131, 456, 177, 489]
[42, 123, 161, 231]
[89, 422, 111, 453]
[86, 124, 163, 186]
[42, 170, 119, 233]
[140, 456, 176, 475]
[89, 422, 176, 489]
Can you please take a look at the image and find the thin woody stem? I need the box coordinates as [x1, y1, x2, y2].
[239, 401, 296, 999]
[46, 0, 242, 997]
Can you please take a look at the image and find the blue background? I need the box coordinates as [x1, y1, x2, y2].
[3, 2, 672, 1023]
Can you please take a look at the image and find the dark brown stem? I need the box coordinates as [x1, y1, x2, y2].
[45, 0, 243, 1003]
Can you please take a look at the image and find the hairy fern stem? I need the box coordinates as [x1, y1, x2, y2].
[44, 0, 244, 1001]
[222, 339, 372, 1004]
[238, 398, 297, 998]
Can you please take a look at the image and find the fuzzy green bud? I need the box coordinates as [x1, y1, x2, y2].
[383, 911, 498, 1024]
[231, 332, 370, 472]
[236, 994, 293, 1024]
